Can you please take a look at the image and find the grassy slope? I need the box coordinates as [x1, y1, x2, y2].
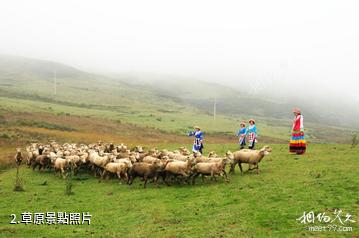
[0, 144, 358, 238]
[1, 56, 357, 143]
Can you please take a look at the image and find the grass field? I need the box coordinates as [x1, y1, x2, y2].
[0, 143, 358, 238]
[0, 56, 358, 237]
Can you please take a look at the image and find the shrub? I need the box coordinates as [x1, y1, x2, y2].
[352, 134, 358, 148]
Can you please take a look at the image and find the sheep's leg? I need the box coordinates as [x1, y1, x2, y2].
[164, 172, 170, 186]
[122, 172, 128, 183]
[116, 172, 123, 184]
[256, 164, 259, 174]
[238, 163, 243, 173]
[246, 164, 254, 172]
[229, 163, 236, 174]
[127, 176, 132, 185]
[192, 173, 199, 185]
[143, 176, 148, 188]
[201, 174, 205, 182]
[101, 170, 107, 179]
[153, 176, 158, 187]
[212, 172, 218, 182]
[61, 168, 66, 179]
[160, 172, 167, 185]
[128, 175, 135, 185]
[222, 170, 229, 181]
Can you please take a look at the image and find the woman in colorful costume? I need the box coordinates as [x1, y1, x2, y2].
[289, 108, 306, 154]
[188, 126, 204, 154]
[247, 119, 257, 149]
[237, 121, 247, 149]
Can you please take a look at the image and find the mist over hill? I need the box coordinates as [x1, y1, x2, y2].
[111, 72, 359, 129]
[0, 55, 358, 131]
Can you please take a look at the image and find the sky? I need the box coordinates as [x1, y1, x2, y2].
[0, 0, 358, 101]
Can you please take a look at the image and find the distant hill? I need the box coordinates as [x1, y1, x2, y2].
[0, 55, 357, 143]
[114, 72, 359, 129]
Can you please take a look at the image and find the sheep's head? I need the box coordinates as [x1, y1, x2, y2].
[193, 151, 202, 158]
[135, 146, 144, 153]
[263, 145, 272, 152]
[259, 146, 272, 156]
[208, 151, 218, 158]
[261, 146, 272, 155]
[226, 151, 234, 160]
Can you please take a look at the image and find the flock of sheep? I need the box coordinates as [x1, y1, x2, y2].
[17, 142, 272, 188]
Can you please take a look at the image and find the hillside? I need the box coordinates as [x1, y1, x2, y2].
[112, 72, 359, 129]
[0, 55, 357, 144]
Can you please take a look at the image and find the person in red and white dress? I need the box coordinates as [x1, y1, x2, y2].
[289, 108, 306, 154]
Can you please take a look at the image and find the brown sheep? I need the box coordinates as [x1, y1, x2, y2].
[30, 154, 51, 171]
[127, 160, 165, 188]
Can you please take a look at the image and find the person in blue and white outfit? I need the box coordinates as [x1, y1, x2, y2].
[237, 121, 247, 149]
[247, 119, 257, 149]
[188, 126, 204, 154]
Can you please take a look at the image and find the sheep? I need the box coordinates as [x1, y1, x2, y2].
[179, 147, 191, 156]
[127, 160, 165, 188]
[102, 162, 129, 182]
[208, 151, 218, 158]
[167, 152, 190, 161]
[142, 156, 161, 164]
[112, 158, 133, 168]
[25, 146, 39, 167]
[53, 158, 69, 178]
[191, 159, 229, 184]
[163, 159, 194, 185]
[228, 146, 272, 174]
[29, 154, 51, 171]
[89, 151, 111, 176]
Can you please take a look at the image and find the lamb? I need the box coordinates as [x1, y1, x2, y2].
[228, 146, 272, 174]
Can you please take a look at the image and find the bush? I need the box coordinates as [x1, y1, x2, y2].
[352, 134, 358, 148]
[11, 120, 75, 131]
[0, 133, 11, 139]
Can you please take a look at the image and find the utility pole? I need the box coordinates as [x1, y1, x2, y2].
[213, 96, 217, 121]
[53, 69, 57, 95]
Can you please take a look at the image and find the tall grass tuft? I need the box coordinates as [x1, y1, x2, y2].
[352, 134, 358, 148]
[65, 163, 74, 195]
[13, 165, 25, 192]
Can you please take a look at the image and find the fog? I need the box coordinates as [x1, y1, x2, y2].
[0, 0, 358, 102]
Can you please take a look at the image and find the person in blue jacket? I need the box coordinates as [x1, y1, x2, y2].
[247, 119, 257, 149]
[188, 126, 204, 154]
[237, 121, 247, 149]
